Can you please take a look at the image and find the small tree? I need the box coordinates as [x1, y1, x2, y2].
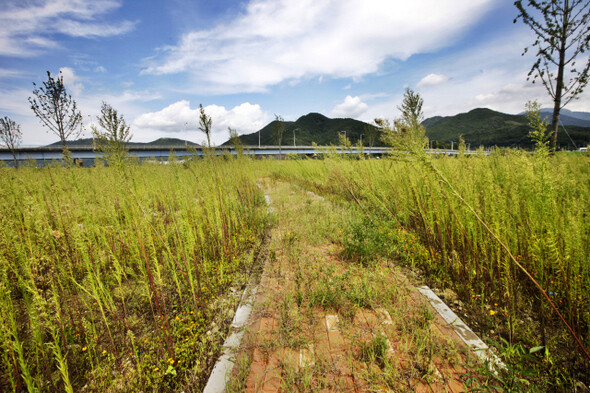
[273, 114, 285, 158]
[525, 100, 552, 153]
[458, 135, 467, 156]
[364, 124, 378, 149]
[514, 0, 590, 151]
[91, 102, 132, 167]
[380, 88, 428, 153]
[198, 104, 212, 149]
[338, 131, 353, 156]
[228, 127, 244, 157]
[29, 71, 82, 156]
[0, 116, 22, 168]
[398, 87, 424, 130]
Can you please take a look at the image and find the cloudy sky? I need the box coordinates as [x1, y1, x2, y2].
[1, 0, 589, 146]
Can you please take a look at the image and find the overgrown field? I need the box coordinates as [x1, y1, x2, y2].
[269, 151, 590, 390]
[0, 150, 589, 392]
[0, 158, 269, 392]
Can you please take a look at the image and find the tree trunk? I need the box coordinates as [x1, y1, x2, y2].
[61, 139, 68, 158]
[550, 94, 562, 151]
[551, 0, 569, 152]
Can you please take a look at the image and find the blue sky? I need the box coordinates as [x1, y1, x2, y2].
[1, 0, 589, 146]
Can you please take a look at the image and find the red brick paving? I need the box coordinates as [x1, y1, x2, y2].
[241, 287, 474, 392]
[234, 181, 481, 392]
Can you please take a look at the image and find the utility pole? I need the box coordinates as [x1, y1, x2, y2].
[360, 134, 364, 145]
[258, 128, 261, 148]
[293, 128, 296, 147]
[451, 141, 454, 150]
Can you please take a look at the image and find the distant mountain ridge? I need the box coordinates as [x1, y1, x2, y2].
[519, 108, 590, 127]
[229, 108, 590, 149]
[45, 137, 200, 148]
[424, 108, 590, 149]
[46, 108, 590, 150]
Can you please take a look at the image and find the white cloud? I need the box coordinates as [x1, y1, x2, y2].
[95, 66, 107, 73]
[0, 68, 29, 79]
[417, 73, 449, 87]
[0, 88, 33, 117]
[59, 67, 84, 96]
[132, 101, 269, 145]
[356, 30, 553, 122]
[0, 0, 135, 56]
[58, 20, 136, 38]
[330, 95, 368, 118]
[354, 27, 590, 120]
[413, 30, 555, 116]
[142, 0, 495, 93]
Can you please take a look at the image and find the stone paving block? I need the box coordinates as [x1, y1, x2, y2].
[354, 310, 376, 336]
[325, 314, 340, 331]
[412, 381, 434, 393]
[259, 316, 275, 338]
[246, 351, 266, 393]
[376, 307, 393, 325]
[335, 375, 356, 392]
[262, 351, 282, 393]
[280, 348, 300, 371]
[331, 350, 352, 375]
[327, 330, 346, 353]
[426, 374, 448, 393]
[362, 310, 380, 330]
[446, 377, 467, 393]
[313, 311, 332, 359]
[383, 334, 395, 356]
[432, 356, 467, 393]
[245, 371, 264, 392]
[299, 343, 315, 368]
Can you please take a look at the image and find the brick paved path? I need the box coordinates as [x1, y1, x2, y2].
[228, 180, 482, 392]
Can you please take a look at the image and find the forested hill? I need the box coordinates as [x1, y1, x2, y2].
[227, 109, 590, 149]
[423, 108, 590, 149]
[224, 113, 383, 146]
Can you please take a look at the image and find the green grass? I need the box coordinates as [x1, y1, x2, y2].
[0, 158, 269, 392]
[266, 151, 590, 391]
[1, 150, 589, 392]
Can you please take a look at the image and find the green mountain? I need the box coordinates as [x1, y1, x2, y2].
[424, 108, 590, 149]
[46, 137, 200, 148]
[47, 109, 590, 150]
[141, 138, 200, 147]
[225, 113, 383, 147]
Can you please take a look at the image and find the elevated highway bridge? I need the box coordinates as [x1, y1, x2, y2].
[0, 145, 481, 167]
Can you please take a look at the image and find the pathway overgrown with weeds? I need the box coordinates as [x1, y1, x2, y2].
[267, 152, 590, 391]
[231, 177, 483, 392]
[1, 150, 588, 392]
